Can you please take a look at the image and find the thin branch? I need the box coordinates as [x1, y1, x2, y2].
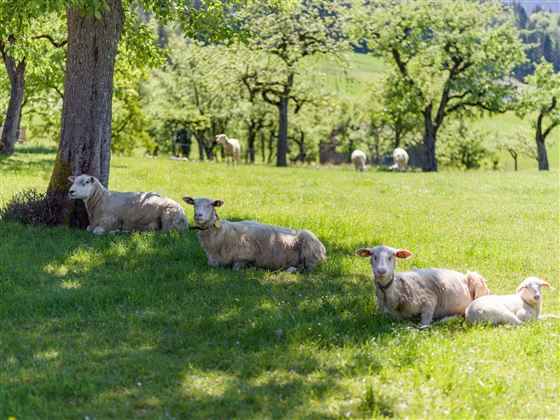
[33, 34, 68, 48]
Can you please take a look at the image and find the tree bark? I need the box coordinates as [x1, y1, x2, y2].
[47, 0, 125, 227]
[536, 132, 549, 171]
[0, 40, 25, 156]
[535, 112, 550, 171]
[276, 95, 289, 167]
[422, 109, 438, 172]
[248, 124, 256, 163]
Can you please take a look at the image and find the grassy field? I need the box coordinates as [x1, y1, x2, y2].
[1, 147, 559, 418]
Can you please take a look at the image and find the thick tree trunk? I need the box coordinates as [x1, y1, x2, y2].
[0, 42, 25, 156]
[47, 1, 125, 227]
[536, 133, 549, 171]
[422, 112, 438, 172]
[276, 96, 288, 167]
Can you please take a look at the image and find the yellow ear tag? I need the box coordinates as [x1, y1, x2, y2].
[215, 219, 221, 229]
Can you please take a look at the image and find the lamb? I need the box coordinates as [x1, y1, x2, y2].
[68, 174, 189, 234]
[389, 147, 409, 172]
[351, 150, 367, 172]
[183, 196, 326, 272]
[216, 134, 241, 165]
[355, 245, 489, 328]
[465, 277, 559, 326]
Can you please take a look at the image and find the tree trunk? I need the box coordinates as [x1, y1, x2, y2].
[47, 0, 125, 227]
[248, 125, 256, 163]
[395, 127, 401, 149]
[422, 111, 438, 172]
[536, 133, 549, 170]
[276, 96, 288, 167]
[0, 42, 25, 156]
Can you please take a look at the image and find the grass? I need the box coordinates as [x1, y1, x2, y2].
[1, 149, 559, 418]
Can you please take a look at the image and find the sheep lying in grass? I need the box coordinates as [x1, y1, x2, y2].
[183, 196, 326, 272]
[355, 245, 489, 328]
[68, 175, 189, 234]
[216, 134, 241, 165]
[389, 148, 409, 172]
[351, 150, 367, 172]
[465, 277, 559, 326]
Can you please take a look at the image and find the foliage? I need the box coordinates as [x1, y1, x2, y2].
[1, 149, 559, 418]
[354, 0, 526, 170]
[437, 120, 494, 170]
[515, 59, 560, 131]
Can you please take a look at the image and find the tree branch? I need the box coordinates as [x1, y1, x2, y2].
[33, 34, 68, 48]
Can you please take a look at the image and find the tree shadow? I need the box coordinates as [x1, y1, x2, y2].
[1, 221, 402, 417]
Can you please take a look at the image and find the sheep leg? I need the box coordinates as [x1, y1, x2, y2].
[92, 226, 107, 235]
[501, 311, 523, 326]
[419, 306, 436, 328]
[538, 314, 560, 320]
[86, 225, 94, 232]
[232, 260, 250, 271]
[207, 257, 220, 267]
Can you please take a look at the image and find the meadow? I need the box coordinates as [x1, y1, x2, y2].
[1, 147, 559, 418]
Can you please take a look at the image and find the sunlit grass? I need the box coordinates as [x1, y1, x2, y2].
[0, 149, 559, 418]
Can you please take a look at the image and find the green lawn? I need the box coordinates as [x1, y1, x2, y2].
[1, 148, 559, 418]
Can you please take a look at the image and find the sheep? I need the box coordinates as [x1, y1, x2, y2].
[465, 277, 559, 326]
[351, 150, 367, 172]
[183, 196, 326, 272]
[389, 147, 409, 172]
[216, 134, 241, 165]
[68, 174, 189, 234]
[355, 245, 489, 328]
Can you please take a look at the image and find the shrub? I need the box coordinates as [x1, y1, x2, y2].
[0, 189, 60, 227]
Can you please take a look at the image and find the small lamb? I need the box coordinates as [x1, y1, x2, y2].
[355, 245, 489, 328]
[183, 196, 326, 272]
[68, 175, 189, 234]
[351, 150, 367, 172]
[465, 277, 558, 326]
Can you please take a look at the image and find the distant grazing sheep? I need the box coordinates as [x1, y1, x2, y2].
[216, 134, 241, 165]
[183, 196, 326, 272]
[68, 175, 189, 234]
[351, 150, 367, 172]
[355, 245, 489, 328]
[389, 147, 409, 172]
[465, 277, 559, 326]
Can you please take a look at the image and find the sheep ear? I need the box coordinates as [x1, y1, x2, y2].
[213, 200, 224, 207]
[538, 280, 553, 290]
[182, 197, 195, 205]
[68, 176, 75, 182]
[355, 248, 373, 258]
[395, 249, 413, 259]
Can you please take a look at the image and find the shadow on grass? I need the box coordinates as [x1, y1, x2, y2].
[1, 221, 399, 417]
[0, 155, 55, 173]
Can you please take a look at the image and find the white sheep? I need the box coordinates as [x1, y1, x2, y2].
[183, 196, 326, 272]
[351, 150, 367, 172]
[216, 134, 241, 165]
[389, 147, 409, 172]
[355, 245, 489, 328]
[465, 277, 559, 326]
[68, 175, 189, 234]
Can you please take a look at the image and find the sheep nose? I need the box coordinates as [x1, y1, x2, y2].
[377, 268, 387, 275]
[69, 190, 75, 194]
